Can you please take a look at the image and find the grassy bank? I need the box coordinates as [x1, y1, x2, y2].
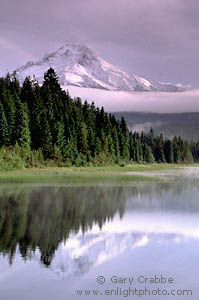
[0, 163, 186, 184]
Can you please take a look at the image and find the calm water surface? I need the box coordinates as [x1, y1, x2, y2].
[0, 173, 199, 299]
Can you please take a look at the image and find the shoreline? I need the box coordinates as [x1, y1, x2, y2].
[0, 164, 195, 184]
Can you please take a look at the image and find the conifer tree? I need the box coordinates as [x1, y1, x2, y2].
[173, 137, 181, 163]
[182, 141, 193, 163]
[0, 79, 16, 145]
[95, 137, 102, 155]
[164, 140, 174, 163]
[78, 122, 88, 154]
[143, 144, 155, 163]
[112, 126, 120, 160]
[65, 138, 78, 163]
[56, 122, 67, 160]
[15, 97, 31, 150]
[119, 117, 130, 159]
[0, 102, 8, 147]
[40, 112, 53, 159]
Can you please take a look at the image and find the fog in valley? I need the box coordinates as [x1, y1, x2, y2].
[68, 87, 199, 113]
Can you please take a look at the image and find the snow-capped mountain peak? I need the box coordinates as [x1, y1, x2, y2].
[15, 44, 183, 92]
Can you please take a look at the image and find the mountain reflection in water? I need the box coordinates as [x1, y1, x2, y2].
[0, 180, 199, 279]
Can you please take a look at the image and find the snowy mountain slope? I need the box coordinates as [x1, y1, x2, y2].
[32, 207, 198, 279]
[15, 44, 183, 92]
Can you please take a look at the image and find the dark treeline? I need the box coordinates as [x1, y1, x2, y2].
[0, 68, 198, 167]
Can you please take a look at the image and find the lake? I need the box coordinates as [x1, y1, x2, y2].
[0, 170, 199, 299]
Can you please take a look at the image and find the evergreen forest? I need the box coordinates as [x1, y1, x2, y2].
[0, 68, 198, 170]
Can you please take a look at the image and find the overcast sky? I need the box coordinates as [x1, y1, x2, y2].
[0, 0, 199, 88]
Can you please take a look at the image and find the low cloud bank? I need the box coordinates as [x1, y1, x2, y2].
[67, 87, 199, 113]
[130, 122, 163, 133]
